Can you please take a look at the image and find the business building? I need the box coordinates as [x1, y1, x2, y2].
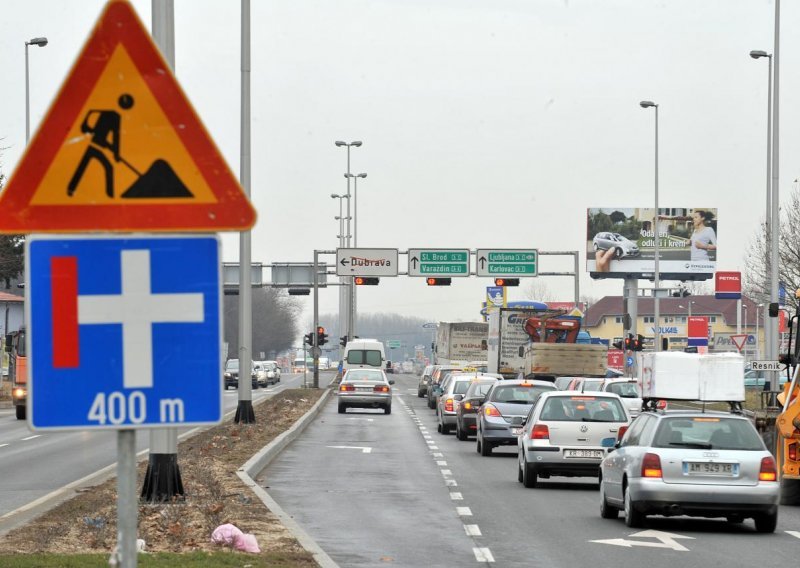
[583, 295, 769, 357]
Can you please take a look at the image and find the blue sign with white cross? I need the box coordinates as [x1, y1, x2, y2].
[27, 235, 222, 430]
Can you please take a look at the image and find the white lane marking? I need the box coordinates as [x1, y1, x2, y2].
[429, 445, 439, 450]
[432, 452, 443, 458]
[449, 492, 463, 500]
[346, 418, 374, 422]
[407, 388, 416, 392]
[590, 530, 694, 551]
[445, 479, 458, 487]
[0, 444, 8, 449]
[21, 435, 41, 441]
[464, 524, 482, 536]
[436, 460, 447, 466]
[786, 531, 800, 539]
[424, 435, 432, 439]
[456, 507, 472, 516]
[426, 440, 435, 445]
[441, 469, 452, 476]
[474, 548, 495, 562]
[325, 445, 372, 454]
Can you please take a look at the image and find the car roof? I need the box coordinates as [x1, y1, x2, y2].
[539, 390, 623, 400]
[492, 379, 555, 387]
[646, 409, 749, 420]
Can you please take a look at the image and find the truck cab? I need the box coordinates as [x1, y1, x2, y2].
[5, 326, 27, 420]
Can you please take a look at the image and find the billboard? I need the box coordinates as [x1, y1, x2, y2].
[586, 207, 717, 280]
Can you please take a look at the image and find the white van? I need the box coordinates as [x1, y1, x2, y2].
[343, 339, 386, 373]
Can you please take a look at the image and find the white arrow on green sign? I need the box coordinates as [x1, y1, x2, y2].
[408, 249, 470, 277]
[476, 249, 538, 277]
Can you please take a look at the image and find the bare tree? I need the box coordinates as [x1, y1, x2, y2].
[523, 280, 556, 303]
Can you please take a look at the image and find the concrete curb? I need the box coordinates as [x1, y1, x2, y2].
[238, 387, 339, 568]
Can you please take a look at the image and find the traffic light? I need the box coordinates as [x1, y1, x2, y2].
[288, 288, 310, 296]
[354, 277, 379, 285]
[634, 334, 645, 351]
[340, 335, 348, 347]
[623, 334, 633, 351]
[494, 278, 520, 287]
[612, 339, 623, 350]
[317, 326, 328, 346]
[304, 332, 314, 345]
[426, 278, 451, 286]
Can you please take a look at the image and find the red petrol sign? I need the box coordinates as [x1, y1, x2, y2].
[715, 272, 741, 299]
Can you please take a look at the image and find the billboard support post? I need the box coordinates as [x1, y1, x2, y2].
[737, 298, 742, 335]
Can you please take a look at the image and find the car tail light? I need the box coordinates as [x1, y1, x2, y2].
[656, 400, 668, 410]
[531, 424, 549, 440]
[463, 401, 474, 411]
[760, 456, 778, 482]
[641, 452, 662, 478]
[789, 442, 798, 462]
[373, 385, 390, 393]
[13, 388, 25, 398]
[445, 398, 454, 412]
[484, 405, 501, 417]
[616, 425, 628, 441]
[339, 384, 355, 392]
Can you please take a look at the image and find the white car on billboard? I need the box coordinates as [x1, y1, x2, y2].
[592, 232, 640, 259]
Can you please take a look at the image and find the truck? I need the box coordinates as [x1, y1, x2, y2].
[487, 308, 547, 378]
[5, 326, 27, 420]
[434, 322, 488, 366]
[519, 314, 607, 381]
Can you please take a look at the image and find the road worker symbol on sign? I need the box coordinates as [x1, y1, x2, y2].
[0, 0, 255, 232]
[67, 93, 191, 199]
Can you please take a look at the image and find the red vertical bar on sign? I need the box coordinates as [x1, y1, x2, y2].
[51, 256, 79, 368]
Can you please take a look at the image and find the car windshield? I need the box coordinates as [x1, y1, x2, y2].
[344, 370, 385, 382]
[466, 382, 496, 398]
[580, 379, 604, 392]
[652, 417, 764, 451]
[225, 360, 239, 372]
[347, 350, 382, 366]
[491, 384, 554, 404]
[606, 382, 641, 398]
[540, 396, 627, 422]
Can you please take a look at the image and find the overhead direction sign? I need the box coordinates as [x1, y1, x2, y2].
[27, 234, 223, 430]
[476, 249, 538, 277]
[337, 248, 398, 277]
[408, 249, 470, 277]
[0, 0, 255, 233]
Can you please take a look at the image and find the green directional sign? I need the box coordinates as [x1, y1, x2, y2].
[408, 249, 470, 277]
[476, 249, 537, 277]
[387, 339, 401, 349]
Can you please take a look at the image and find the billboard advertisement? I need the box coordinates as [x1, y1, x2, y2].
[586, 207, 717, 280]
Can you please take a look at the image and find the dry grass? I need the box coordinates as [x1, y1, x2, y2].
[0, 388, 323, 565]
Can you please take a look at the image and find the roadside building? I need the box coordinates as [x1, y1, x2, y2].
[583, 294, 768, 357]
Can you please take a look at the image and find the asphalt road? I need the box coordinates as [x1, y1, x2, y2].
[0, 371, 328, 519]
[262, 372, 800, 567]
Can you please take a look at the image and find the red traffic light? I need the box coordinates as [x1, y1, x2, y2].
[354, 277, 379, 285]
[495, 278, 520, 287]
[426, 278, 452, 286]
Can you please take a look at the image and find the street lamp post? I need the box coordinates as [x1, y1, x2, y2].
[679, 300, 696, 319]
[344, 173, 367, 247]
[640, 100, 660, 351]
[25, 36, 48, 144]
[330, 194, 347, 248]
[756, 303, 764, 360]
[335, 141, 362, 339]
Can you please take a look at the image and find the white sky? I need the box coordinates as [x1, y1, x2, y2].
[0, 0, 793, 325]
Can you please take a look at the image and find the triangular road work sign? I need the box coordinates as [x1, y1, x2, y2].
[730, 334, 748, 352]
[0, 0, 256, 233]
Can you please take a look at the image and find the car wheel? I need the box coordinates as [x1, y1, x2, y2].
[428, 397, 435, 409]
[593, 242, 598, 251]
[457, 423, 468, 441]
[754, 510, 778, 533]
[442, 423, 452, 435]
[338, 403, 346, 414]
[518, 453, 524, 483]
[437, 422, 443, 433]
[600, 479, 619, 519]
[417, 389, 425, 398]
[624, 485, 644, 528]
[15, 405, 25, 420]
[384, 405, 391, 415]
[614, 246, 623, 259]
[480, 433, 493, 457]
[522, 461, 538, 488]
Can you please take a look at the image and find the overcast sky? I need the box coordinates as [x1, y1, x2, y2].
[0, 0, 794, 328]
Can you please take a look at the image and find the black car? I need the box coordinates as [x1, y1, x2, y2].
[223, 358, 258, 390]
[455, 378, 499, 440]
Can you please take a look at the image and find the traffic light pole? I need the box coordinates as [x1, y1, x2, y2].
[313, 250, 320, 389]
[623, 278, 638, 378]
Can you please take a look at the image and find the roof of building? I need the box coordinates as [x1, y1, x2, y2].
[584, 294, 763, 328]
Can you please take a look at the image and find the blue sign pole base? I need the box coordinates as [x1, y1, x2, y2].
[140, 453, 185, 503]
[234, 400, 255, 424]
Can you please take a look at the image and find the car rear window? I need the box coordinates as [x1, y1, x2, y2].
[491, 384, 554, 404]
[466, 382, 496, 398]
[540, 396, 627, 422]
[453, 381, 471, 395]
[344, 370, 385, 382]
[606, 382, 641, 398]
[347, 350, 382, 366]
[652, 417, 764, 451]
[581, 379, 604, 392]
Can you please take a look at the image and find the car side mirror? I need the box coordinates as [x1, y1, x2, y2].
[4, 335, 11, 353]
[454, 394, 464, 401]
[520, 417, 527, 426]
[614, 440, 621, 449]
[389, 379, 395, 385]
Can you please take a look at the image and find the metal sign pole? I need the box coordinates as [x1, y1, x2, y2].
[115, 429, 137, 567]
[313, 250, 320, 388]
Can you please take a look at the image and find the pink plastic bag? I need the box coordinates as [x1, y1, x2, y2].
[211, 523, 261, 553]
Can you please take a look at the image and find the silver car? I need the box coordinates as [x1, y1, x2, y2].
[517, 391, 630, 488]
[436, 375, 475, 434]
[476, 379, 556, 457]
[592, 232, 640, 258]
[602, 378, 643, 418]
[337, 368, 394, 414]
[599, 410, 780, 532]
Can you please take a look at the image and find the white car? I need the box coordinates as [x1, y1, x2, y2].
[592, 232, 640, 259]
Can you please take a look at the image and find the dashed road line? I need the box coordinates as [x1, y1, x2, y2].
[0, 444, 8, 449]
[464, 524, 482, 536]
[436, 460, 447, 466]
[456, 507, 472, 516]
[449, 492, 464, 500]
[786, 531, 800, 539]
[474, 548, 495, 563]
[441, 469, 452, 476]
[445, 479, 458, 487]
[21, 435, 41, 441]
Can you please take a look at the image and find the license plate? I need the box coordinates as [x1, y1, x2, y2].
[564, 449, 604, 459]
[686, 462, 736, 475]
[356, 387, 373, 392]
[511, 428, 523, 436]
